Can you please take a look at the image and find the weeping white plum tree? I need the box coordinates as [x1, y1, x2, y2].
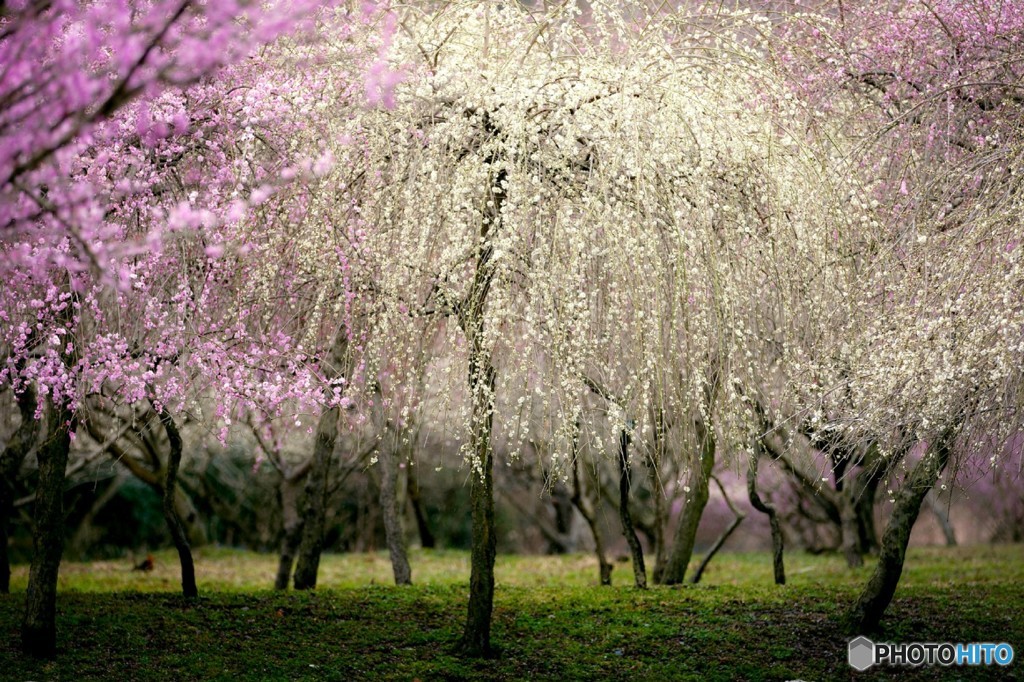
[320, 1, 844, 655]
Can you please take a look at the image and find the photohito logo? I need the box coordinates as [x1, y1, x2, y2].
[848, 636, 1015, 671]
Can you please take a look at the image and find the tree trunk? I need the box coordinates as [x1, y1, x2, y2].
[926, 489, 957, 546]
[546, 480, 575, 554]
[83, 404, 207, 548]
[380, 445, 412, 585]
[293, 404, 339, 591]
[690, 475, 745, 584]
[455, 344, 497, 657]
[747, 448, 785, 585]
[648, 407, 668, 584]
[157, 409, 197, 598]
[849, 440, 952, 632]
[617, 428, 647, 589]
[571, 453, 613, 586]
[274, 469, 307, 590]
[407, 465, 436, 549]
[454, 157, 503, 657]
[660, 417, 715, 584]
[839, 451, 894, 567]
[1, 384, 38, 594]
[838, 490, 864, 568]
[856, 471, 883, 554]
[21, 403, 72, 658]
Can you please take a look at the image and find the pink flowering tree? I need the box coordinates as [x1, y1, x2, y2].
[0, 0, 400, 657]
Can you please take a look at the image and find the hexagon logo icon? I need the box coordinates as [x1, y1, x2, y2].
[848, 636, 875, 671]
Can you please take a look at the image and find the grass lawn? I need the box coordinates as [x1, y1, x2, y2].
[2, 545, 1022, 680]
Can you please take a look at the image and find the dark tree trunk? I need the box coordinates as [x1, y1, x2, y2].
[838, 491, 864, 568]
[454, 157, 503, 657]
[380, 445, 412, 585]
[856, 471, 883, 554]
[293, 404, 339, 591]
[571, 452, 613, 586]
[454, 345, 497, 657]
[617, 428, 647, 589]
[1, 384, 39, 594]
[840, 451, 894, 567]
[407, 465, 436, 549]
[274, 468, 308, 590]
[660, 417, 715, 585]
[546, 481, 575, 554]
[83, 400, 207, 547]
[157, 409, 197, 598]
[21, 403, 72, 658]
[274, 522, 303, 590]
[849, 440, 952, 633]
[747, 449, 785, 585]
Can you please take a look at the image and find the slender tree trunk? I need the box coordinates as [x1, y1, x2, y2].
[274, 469, 307, 590]
[660, 417, 715, 584]
[455, 343, 497, 657]
[380, 445, 412, 585]
[454, 157, 503, 657]
[83, 404, 207, 548]
[617, 428, 647, 589]
[849, 440, 952, 632]
[926, 489, 957, 546]
[648, 407, 668, 583]
[406, 465, 436, 549]
[157, 409, 196, 598]
[856, 466, 886, 554]
[1, 384, 39, 594]
[838, 452, 893, 566]
[293, 405, 339, 591]
[690, 475, 745, 584]
[747, 448, 785, 585]
[546, 480, 575, 554]
[839, 490, 864, 568]
[21, 403, 72, 658]
[571, 453, 613, 585]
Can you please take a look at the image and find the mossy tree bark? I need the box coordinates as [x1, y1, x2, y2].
[660, 415, 715, 585]
[21, 402, 73, 658]
[849, 439, 952, 632]
[689, 475, 745, 584]
[455, 345, 497, 657]
[454, 161, 502, 658]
